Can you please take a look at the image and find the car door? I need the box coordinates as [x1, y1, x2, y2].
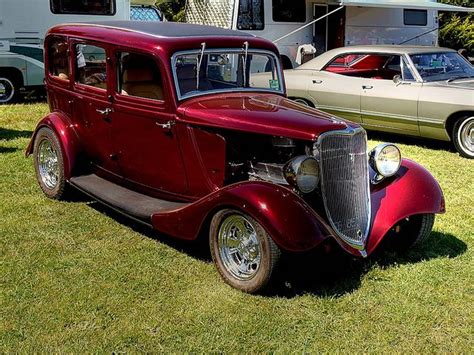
[360, 55, 422, 135]
[71, 40, 118, 175]
[110, 50, 188, 196]
[307, 70, 362, 123]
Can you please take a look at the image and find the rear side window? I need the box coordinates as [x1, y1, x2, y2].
[50, 0, 116, 15]
[75, 44, 107, 90]
[48, 37, 69, 81]
[117, 52, 164, 101]
[272, 0, 306, 23]
[404, 9, 427, 26]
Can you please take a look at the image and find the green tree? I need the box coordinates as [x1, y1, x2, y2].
[439, 0, 474, 52]
[155, 0, 186, 22]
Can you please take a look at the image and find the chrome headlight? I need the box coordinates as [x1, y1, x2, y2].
[284, 156, 320, 193]
[369, 143, 401, 178]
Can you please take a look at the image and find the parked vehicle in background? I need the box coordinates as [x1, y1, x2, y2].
[27, 22, 445, 293]
[282, 45, 474, 158]
[185, 0, 473, 69]
[0, 0, 161, 104]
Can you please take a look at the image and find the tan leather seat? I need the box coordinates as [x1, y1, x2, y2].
[122, 67, 163, 100]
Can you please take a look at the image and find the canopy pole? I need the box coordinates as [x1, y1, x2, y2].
[273, 6, 344, 44]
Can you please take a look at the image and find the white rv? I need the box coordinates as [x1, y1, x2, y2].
[0, 0, 160, 103]
[185, 0, 473, 69]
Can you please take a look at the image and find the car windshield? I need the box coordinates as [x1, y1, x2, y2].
[172, 49, 283, 99]
[410, 52, 474, 82]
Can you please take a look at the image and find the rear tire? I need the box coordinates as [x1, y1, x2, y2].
[452, 116, 474, 159]
[210, 209, 280, 293]
[386, 214, 435, 252]
[0, 76, 19, 104]
[33, 127, 69, 200]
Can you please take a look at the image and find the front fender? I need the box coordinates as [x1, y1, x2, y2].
[366, 159, 445, 255]
[151, 181, 332, 252]
[25, 111, 80, 180]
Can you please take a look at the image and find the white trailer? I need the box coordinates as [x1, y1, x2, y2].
[0, 0, 133, 103]
[185, 0, 473, 69]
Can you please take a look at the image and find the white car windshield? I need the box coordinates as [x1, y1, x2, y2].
[410, 52, 474, 82]
[172, 49, 283, 99]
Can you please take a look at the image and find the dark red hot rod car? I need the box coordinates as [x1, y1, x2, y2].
[27, 22, 445, 293]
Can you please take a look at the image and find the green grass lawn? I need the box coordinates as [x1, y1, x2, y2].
[1, 103, 473, 352]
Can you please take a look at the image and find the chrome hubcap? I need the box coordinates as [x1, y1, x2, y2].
[38, 139, 59, 189]
[0, 78, 14, 103]
[218, 214, 261, 280]
[458, 117, 474, 156]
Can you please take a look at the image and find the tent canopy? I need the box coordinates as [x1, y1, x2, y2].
[339, 0, 474, 12]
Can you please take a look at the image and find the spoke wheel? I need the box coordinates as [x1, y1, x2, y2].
[0, 77, 15, 104]
[453, 116, 474, 159]
[33, 127, 68, 200]
[210, 209, 280, 293]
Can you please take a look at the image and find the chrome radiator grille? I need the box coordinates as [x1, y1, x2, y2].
[318, 128, 370, 249]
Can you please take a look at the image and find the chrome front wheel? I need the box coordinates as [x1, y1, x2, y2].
[38, 139, 59, 189]
[210, 209, 280, 293]
[453, 116, 474, 159]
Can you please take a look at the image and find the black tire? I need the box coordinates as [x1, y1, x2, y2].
[0, 76, 19, 104]
[452, 116, 474, 159]
[209, 209, 280, 293]
[292, 98, 313, 107]
[386, 214, 435, 252]
[33, 127, 69, 200]
[280, 55, 293, 70]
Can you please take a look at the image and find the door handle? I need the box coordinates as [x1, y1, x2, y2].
[156, 121, 175, 130]
[96, 108, 113, 115]
[312, 80, 323, 84]
[362, 85, 373, 90]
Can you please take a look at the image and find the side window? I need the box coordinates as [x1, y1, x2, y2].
[272, 0, 306, 23]
[117, 52, 164, 101]
[50, 0, 116, 15]
[48, 37, 69, 81]
[75, 44, 107, 90]
[237, 0, 264, 30]
[404, 9, 427, 26]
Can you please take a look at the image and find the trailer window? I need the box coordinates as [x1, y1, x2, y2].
[75, 44, 107, 90]
[237, 0, 264, 30]
[404, 9, 427, 26]
[50, 0, 116, 15]
[48, 37, 69, 81]
[273, 0, 306, 23]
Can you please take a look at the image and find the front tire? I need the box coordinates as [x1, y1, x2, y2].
[452, 116, 474, 159]
[386, 214, 435, 252]
[33, 127, 68, 200]
[210, 209, 280, 293]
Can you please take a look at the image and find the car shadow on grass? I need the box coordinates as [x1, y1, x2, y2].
[0, 128, 33, 141]
[86, 200, 467, 298]
[0, 146, 20, 153]
[367, 131, 454, 153]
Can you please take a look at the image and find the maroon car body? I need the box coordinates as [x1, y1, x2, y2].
[27, 22, 444, 293]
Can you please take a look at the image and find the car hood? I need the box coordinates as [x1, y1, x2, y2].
[176, 93, 353, 141]
[427, 78, 474, 90]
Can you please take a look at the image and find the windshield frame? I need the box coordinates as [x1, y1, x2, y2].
[171, 48, 284, 101]
[407, 51, 474, 83]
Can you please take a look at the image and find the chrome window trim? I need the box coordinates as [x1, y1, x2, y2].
[314, 126, 371, 253]
[171, 48, 285, 101]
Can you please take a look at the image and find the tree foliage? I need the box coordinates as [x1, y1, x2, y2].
[439, 0, 474, 52]
[155, 0, 186, 22]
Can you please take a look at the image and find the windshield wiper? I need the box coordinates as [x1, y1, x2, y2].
[447, 75, 474, 83]
[196, 42, 206, 90]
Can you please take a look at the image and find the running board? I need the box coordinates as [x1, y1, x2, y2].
[70, 174, 189, 223]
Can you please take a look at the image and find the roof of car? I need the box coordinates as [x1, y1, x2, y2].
[298, 45, 457, 71]
[56, 21, 255, 39]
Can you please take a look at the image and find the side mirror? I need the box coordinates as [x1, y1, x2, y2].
[393, 74, 402, 84]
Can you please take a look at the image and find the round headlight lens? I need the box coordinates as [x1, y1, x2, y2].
[370, 144, 401, 177]
[284, 156, 320, 193]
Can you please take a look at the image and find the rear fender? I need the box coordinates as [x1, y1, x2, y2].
[366, 159, 445, 255]
[25, 111, 80, 180]
[151, 182, 332, 252]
